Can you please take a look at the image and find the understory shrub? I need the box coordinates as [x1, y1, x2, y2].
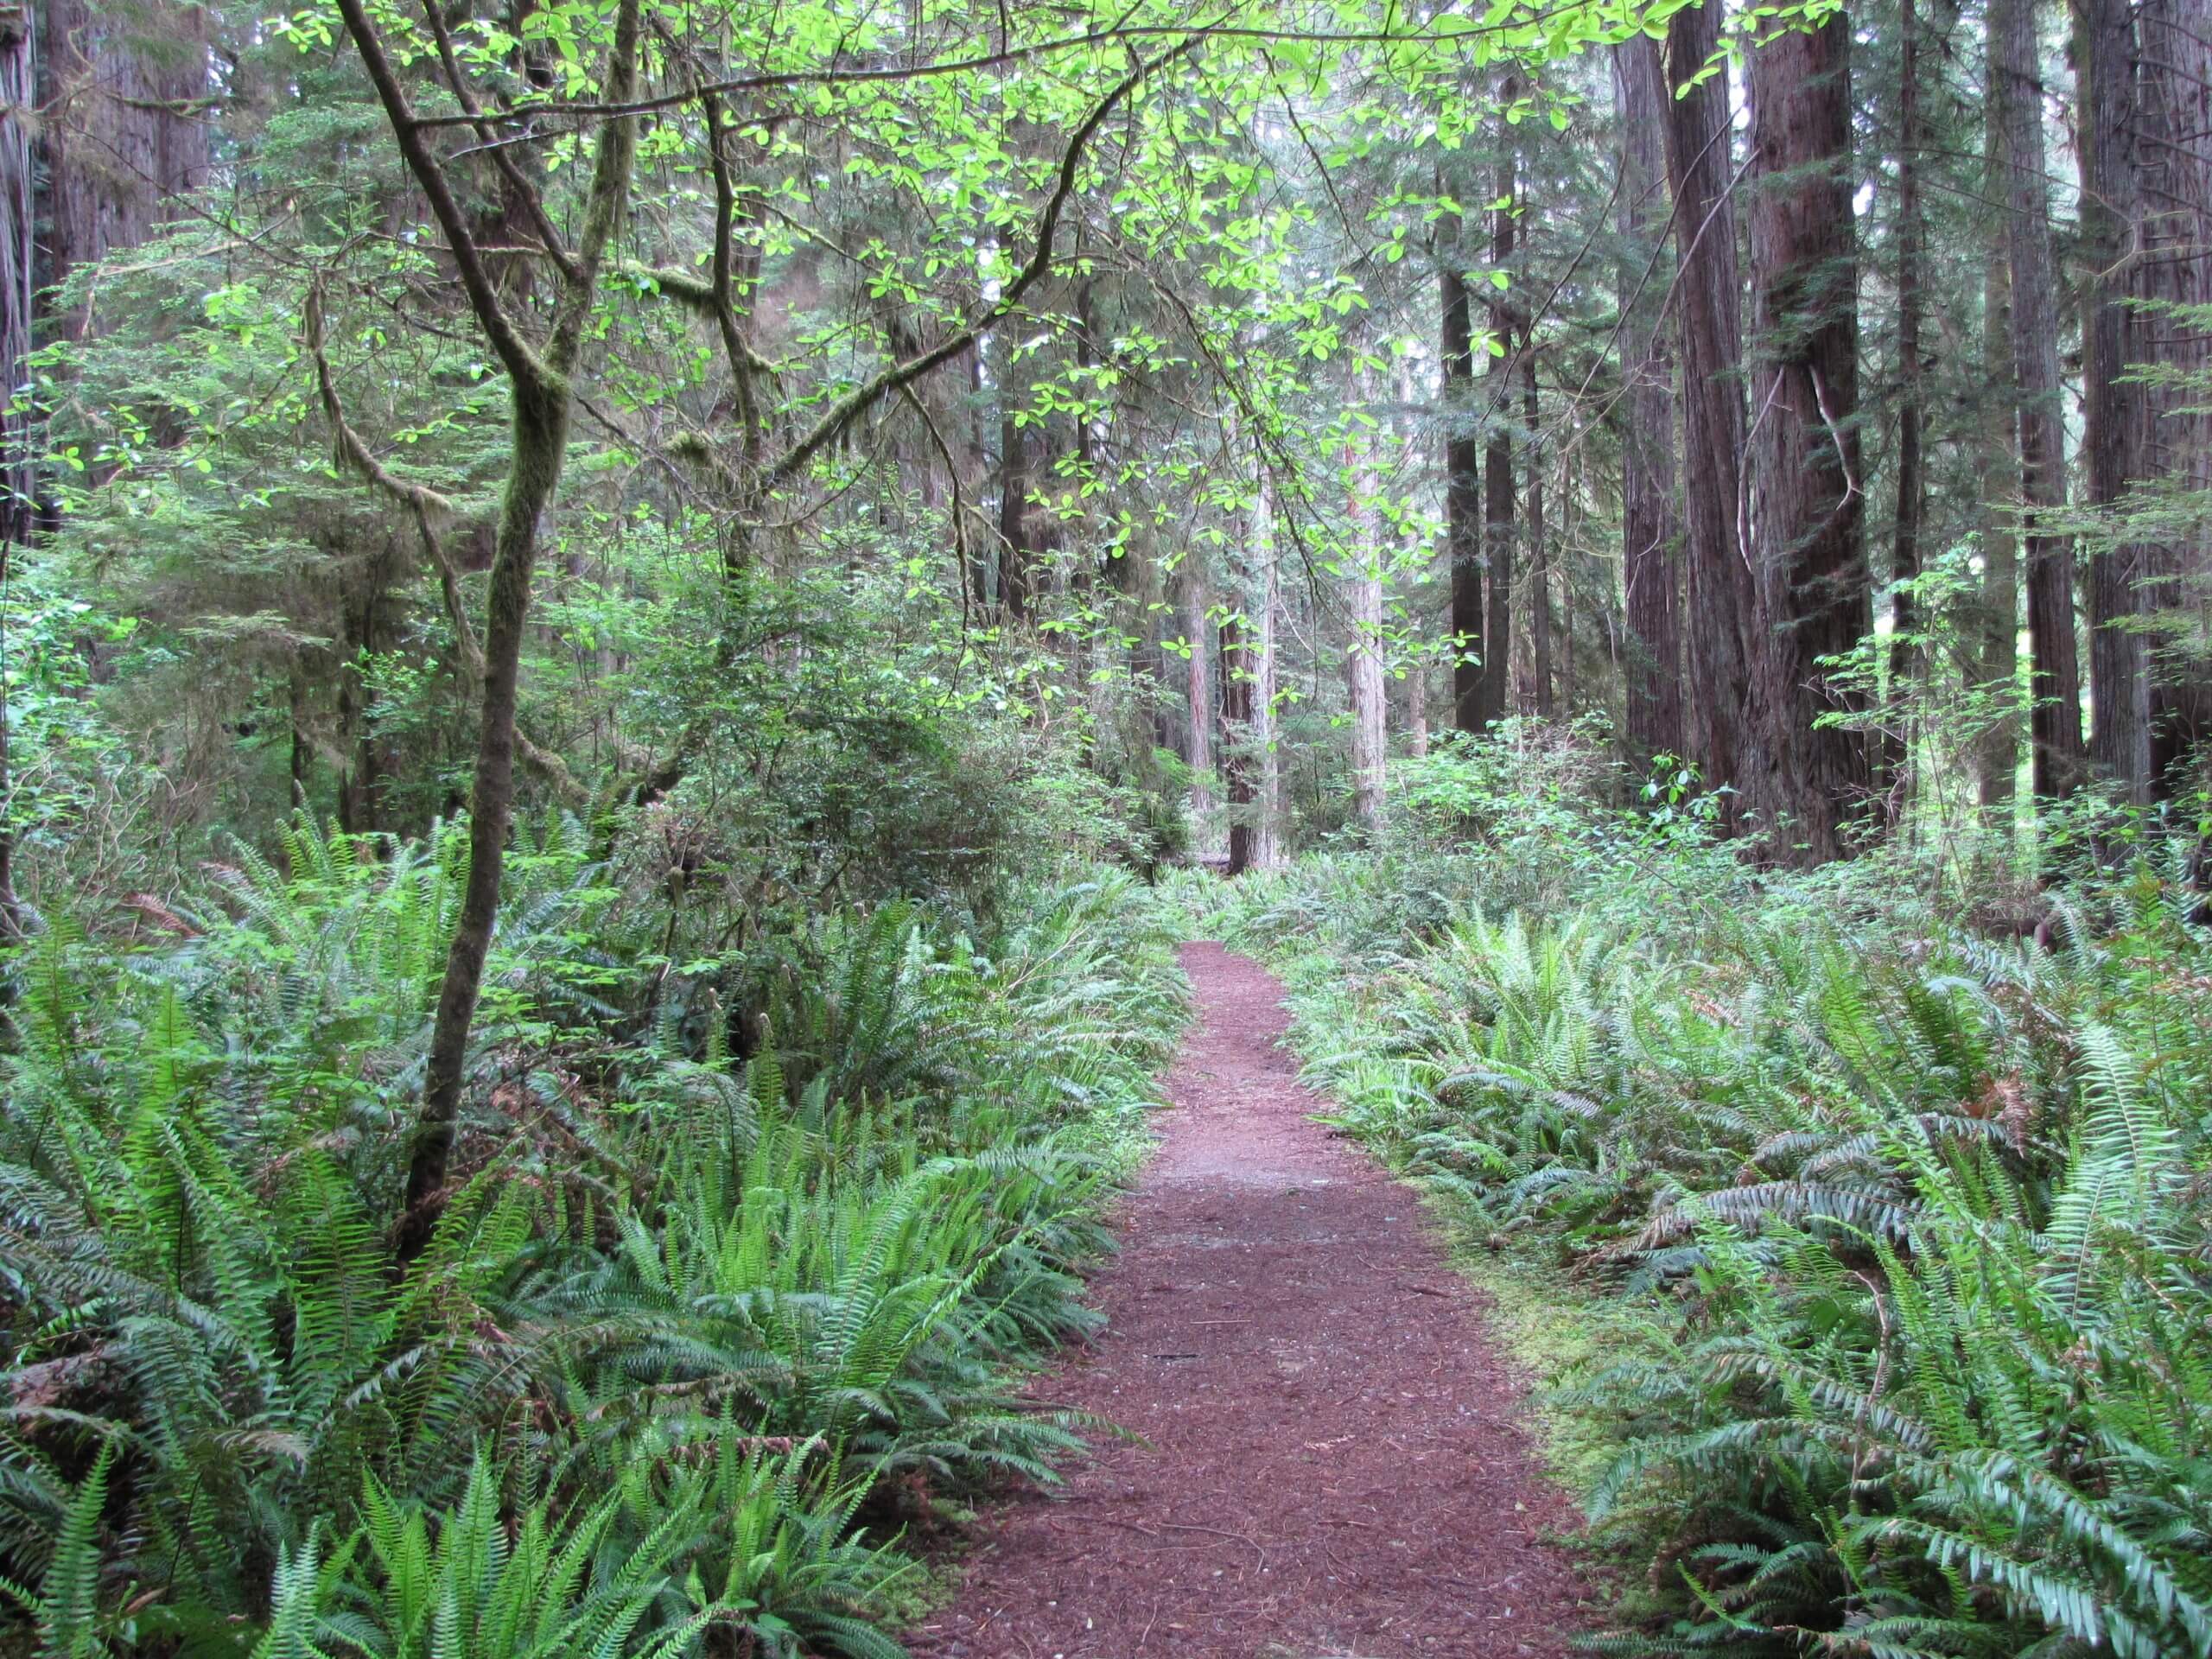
[1, 817, 1184, 1657]
[1189, 733, 2212, 1658]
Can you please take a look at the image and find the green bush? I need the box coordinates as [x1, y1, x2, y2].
[1, 821, 1185, 1656]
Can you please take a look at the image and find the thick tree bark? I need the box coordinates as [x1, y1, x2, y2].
[1662, 1, 1764, 831]
[2079, 0, 2154, 798]
[2132, 0, 2212, 791]
[1889, 0, 1927, 808]
[1993, 0, 2088, 801]
[1745, 11, 1872, 864]
[32, 0, 210, 337]
[1614, 36, 1683, 766]
[1440, 174, 1486, 733]
[1482, 88, 1519, 728]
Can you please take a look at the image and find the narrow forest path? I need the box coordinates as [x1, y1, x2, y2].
[909, 944, 1586, 1659]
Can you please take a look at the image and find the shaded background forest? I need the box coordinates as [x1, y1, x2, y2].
[4, 0, 2209, 915]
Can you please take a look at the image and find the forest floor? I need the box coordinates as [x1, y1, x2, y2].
[907, 943, 1587, 1659]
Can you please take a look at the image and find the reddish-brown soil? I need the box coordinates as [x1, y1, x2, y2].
[908, 943, 1587, 1659]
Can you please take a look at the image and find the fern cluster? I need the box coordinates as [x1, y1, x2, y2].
[1206, 840, 2212, 1658]
[1, 817, 1185, 1657]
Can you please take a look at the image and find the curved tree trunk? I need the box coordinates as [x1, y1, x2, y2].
[336, 0, 645, 1259]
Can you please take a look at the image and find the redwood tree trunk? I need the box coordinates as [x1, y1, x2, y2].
[1614, 35, 1683, 767]
[2133, 0, 2212, 791]
[2079, 0, 2154, 798]
[1661, 1, 1764, 830]
[1745, 10, 1872, 863]
[33, 0, 209, 337]
[1993, 0, 2088, 801]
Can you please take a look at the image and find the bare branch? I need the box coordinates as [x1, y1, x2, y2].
[334, 0, 546, 391]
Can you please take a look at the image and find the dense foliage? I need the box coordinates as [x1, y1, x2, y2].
[1, 816, 1185, 1656]
[1182, 736, 2212, 1656]
[5, 0, 2212, 1649]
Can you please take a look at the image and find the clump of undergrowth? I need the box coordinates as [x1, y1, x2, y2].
[1, 816, 1184, 1657]
[1198, 730, 2212, 1659]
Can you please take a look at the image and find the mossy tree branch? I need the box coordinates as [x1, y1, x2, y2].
[336, 0, 644, 1262]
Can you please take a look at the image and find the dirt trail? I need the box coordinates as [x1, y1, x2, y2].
[909, 943, 1586, 1659]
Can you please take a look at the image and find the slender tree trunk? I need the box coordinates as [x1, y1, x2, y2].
[1346, 370, 1389, 830]
[337, 0, 645, 1260]
[1482, 89, 1520, 728]
[1253, 469, 1281, 868]
[1440, 169, 1486, 733]
[288, 661, 311, 810]
[1409, 626, 1430, 757]
[335, 578, 384, 836]
[2079, 0, 2154, 798]
[967, 345, 992, 610]
[1889, 0, 1927, 809]
[1993, 0, 2088, 801]
[1524, 353, 1553, 717]
[2133, 0, 2212, 791]
[0, 3, 32, 943]
[1662, 0, 1764, 830]
[1614, 36, 1683, 766]
[1746, 10, 1872, 864]
[996, 334, 1035, 620]
[1221, 613, 1254, 874]
[1980, 177, 2024, 825]
[1182, 562, 1215, 819]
